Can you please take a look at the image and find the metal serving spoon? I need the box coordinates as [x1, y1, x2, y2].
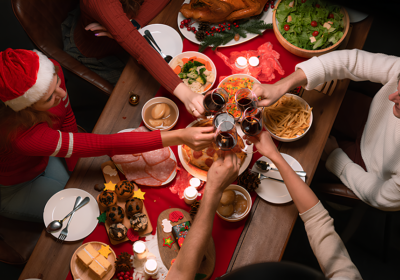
[144, 30, 172, 63]
[46, 196, 90, 233]
[256, 160, 307, 177]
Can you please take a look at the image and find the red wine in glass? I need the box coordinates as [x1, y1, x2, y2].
[216, 132, 237, 150]
[237, 97, 257, 112]
[241, 107, 263, 137]
[203, 88, 228, 114]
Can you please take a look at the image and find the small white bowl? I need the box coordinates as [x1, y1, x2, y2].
[168, 51, 217, 94]
[142, 97, 179, 131]
[263, 93, 313, 142]
[216, 185, 252, 222]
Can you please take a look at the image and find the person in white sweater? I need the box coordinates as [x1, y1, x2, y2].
[253, 49, 400, 211]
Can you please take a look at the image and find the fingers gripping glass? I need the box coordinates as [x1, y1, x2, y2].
[203, 88, 229, 115]
[240, 107, 263, 154]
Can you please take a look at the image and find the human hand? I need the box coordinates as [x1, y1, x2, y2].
[85, 23, 114, 39]
[206, 151, 240, 194]
[252, 83, 284, 107]
[173, 83, 205, 118]
[244, 131, 280, 161]
[180, 126, 215, 151]
[324, 135, 339, 156]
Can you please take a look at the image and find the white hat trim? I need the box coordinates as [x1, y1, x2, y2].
[4, 50, 55, 112]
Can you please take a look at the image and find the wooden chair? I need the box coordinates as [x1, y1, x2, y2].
[11, 0, 113, 96]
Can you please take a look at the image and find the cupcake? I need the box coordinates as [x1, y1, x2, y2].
[98, 190, 117, 208]
[107, 205, 125, 224]
[130, 213, 148, 232]
[108, 223, 128, 241]
[115, 180, 136, 199]
[125, 197, 143, 218]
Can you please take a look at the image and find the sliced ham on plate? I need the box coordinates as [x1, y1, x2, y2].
[142, 147, 170, 166]
[145, 158, 177, 182]
[121, 157, 149, 181]
[135, 177, 163, 187]
[112, 154, 140, 164]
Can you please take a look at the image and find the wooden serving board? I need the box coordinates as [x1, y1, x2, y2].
[97, 161, 153, 245]
[70, 241, 116, 280]
[157, 208, 216, 280]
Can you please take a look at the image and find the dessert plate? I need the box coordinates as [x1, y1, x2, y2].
[252, 154, 305, 204]
[43, 189, 99, 241]
[70, 241, 116, 280]
[139, 24, 183, 58]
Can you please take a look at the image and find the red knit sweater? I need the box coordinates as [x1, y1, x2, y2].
[74, 0, 181, 93]
[0, 60, 163, 186]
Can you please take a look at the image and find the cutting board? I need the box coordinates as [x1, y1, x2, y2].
[157, 208, 215, 280]
[96, 161, 153, 245]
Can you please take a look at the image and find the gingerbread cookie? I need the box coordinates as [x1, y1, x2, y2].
[130, 213, 148, 232]
[108, 223, 128, 241]
[107, 205, 125, 224]
[99, 190, 117, 208]
[115, 180, 135, 199]
[125, 197, 143, 218]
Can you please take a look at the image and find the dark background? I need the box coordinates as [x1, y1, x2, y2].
[1, 0, 400, 279]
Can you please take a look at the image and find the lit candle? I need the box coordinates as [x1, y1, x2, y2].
[184, 186, 198, 205]
[133, 240, 148, 260]
[144, 258, 159, 277]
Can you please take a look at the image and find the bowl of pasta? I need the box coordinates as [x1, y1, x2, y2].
[263, 93, 313, 142]
[169, 51, 217, 94]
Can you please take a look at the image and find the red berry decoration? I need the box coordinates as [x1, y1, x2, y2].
[180, 21, 184, 25]
[126, 272, 130, 276]
[311, 21, 317, 27]
[222, 28, 225, 31]
[284, 24, 290, 31]
[228, 27, 231, 30]
[301, 0, 306, 2]
[188, 18, 191, 22]
[271, 4, 274, 8]
[228, 23, 231, 26]
[312, 31, 319, 36]
[119, 277, 123, 280]
[212, 26, 215, 30]
[264, 5, 269, 11]
[191, 27, 195, 31]
[328, 13, 334, 19]
[236, 24, 239, 28]
[194, 30, 197, 34]
[315, 4, 320, 8]
[187, 27, 191, 31]
[211, 33, 214, 36]
[180, 24, 184, 29]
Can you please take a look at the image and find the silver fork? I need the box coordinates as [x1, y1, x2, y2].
[57, 196, 82, 243]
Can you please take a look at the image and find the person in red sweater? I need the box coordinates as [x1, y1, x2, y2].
[62, 0, 205, 118]
[0, 49, 214, 222]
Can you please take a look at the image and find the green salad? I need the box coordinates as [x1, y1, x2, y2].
[276, 0, 344, 50]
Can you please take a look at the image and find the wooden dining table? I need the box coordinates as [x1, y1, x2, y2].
[18, 1, 373, 279]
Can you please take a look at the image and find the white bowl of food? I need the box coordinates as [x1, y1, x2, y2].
[216, 185, 252, 222]
[263, 93, 313, 142]
[169, 51, 217, 94]
[217, 74, 261, 121]
[142, 97, 179, 131]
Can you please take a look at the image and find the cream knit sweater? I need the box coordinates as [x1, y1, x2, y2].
[300, 201, 362, 280]
[296, 50, 400, 211]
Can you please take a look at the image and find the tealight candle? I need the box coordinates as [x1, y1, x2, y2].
[235, 56, 248, 68]
[189, 178, 201, 189]
[144, 258, 159, 277]
[249, 56, 260, 67]
[133, 240, 148, 260]
[184, 186, 198, 205]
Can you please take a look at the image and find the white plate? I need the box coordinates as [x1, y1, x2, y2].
[115, 128, 177, 185]
[43, 189, 99, 241]
[139, 24, 183, 58]
[177, 0, 275, 47]
[178, 119, 253, 181]
[252, 154, 304, 204]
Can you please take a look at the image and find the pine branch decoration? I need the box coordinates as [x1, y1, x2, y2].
[199, 20, 272, 52]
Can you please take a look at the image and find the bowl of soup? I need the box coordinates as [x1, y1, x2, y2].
[216, 185, 252, 222]
[142, 97, 179, 131]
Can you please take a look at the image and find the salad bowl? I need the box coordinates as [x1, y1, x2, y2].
[273, 0, 350, 58]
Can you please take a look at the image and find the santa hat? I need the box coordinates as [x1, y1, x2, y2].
[0, 48, 55, 112]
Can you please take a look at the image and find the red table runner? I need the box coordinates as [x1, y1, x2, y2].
[66, 29, 306, 280]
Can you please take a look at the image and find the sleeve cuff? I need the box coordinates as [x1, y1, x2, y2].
[325, 148, 353, 178]
[295, 56, 326, 90]
[299, 201, 325, 222]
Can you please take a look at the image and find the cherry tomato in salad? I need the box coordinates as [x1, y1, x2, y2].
[311, 21, 318, 27]
[328, 13, 334, 19]
[312, 31, 319, 36]
[284, 24, 290, 31]
[315, 4, 320, 8]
